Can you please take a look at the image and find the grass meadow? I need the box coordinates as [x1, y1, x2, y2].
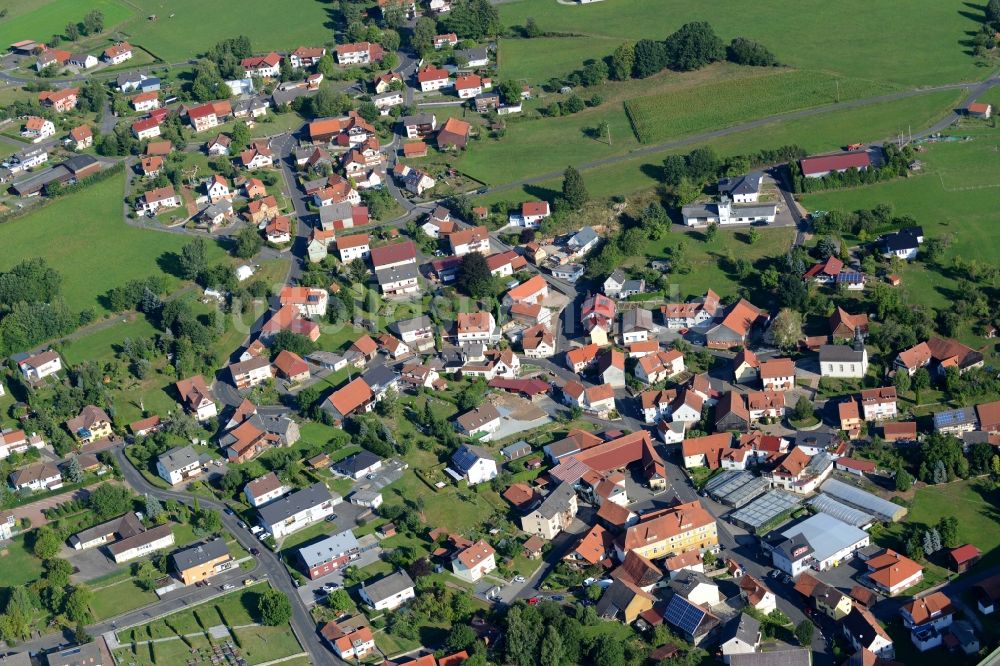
[0, 0, 135, 47]
[0, 177, 226, 315]
[496, 0, 984, 88]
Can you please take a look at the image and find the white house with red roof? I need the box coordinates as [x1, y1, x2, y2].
[455, 74, 489, 99]
[335, 42, 384, 65]
[417, 66, 451, 92]
[451, 539, 496, 582]
[509, 201, 550, 228]
[241, 52, 281, 78]
[205, 175, 231, 203]
[289, 46, 327, 69]
[103, 42, 133, 65]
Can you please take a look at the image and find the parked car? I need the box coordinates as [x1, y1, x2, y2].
[258, 532, 271, 541]
[323, 583, 340, 592]
[325, 514, 337, 522]
[527, 597, 540, 605]
[513, 575, 526, 583]
[221, 583, 236, 591]
[243, 578, 255, 586]
[250, 547, 260, 556]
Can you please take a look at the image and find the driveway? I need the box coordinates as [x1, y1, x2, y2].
[296, 547, 382, 607]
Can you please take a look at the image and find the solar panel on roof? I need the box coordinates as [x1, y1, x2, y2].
[666, 595, 705, 635]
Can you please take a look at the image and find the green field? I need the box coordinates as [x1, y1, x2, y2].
[625, 70, 896, 143]
[0, 534, 44, 587]
[497, 0, 982, 88]
[0, 177, 225, 314]
[116, 0, 334, 62]
[0, 0, 135, 47]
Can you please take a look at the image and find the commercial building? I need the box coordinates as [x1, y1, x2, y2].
[171, 539, 233, 585]
[768, 513, 870, 576]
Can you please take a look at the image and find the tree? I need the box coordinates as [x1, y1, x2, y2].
[447, 624, 477, 653]
[134, 560, 160, 591]
[989, 0, 1000, 28]
[64, 458, 84, 484]
[664, 21, 725, 71]
[591, 634, 626, 666]
[704, 222, 718, 243]
[33, 527, 61, 559]
[230, 121, 251, 152]
[456, 252, 494, 298]
[524, 17, 541, 37]
[347, 258, 369, 285]
[727, 37, 778, 66]
[912, 367, 931, 405]
[633, 39, 668, 78]
[65, 22, 80, 41]
[178, 239, 208, 280]
[563, 94, 584, 113]
[90, 483, 131, 519]
[894, 370, 911, 394]
[412, 17, 437, 54]
[771, 308, 803, 351]
[922, 529, 937, 555]
[609, 42, 635, 80]
[327, 588, 352, 613]
[65, 586, 93, 624]
[938, 516, 959, 548]
[561, 166, 588, 209]
[748, 227, 761, 244]
[540, 624, 566, 666]
[661, 155, 687, 187]
[82, 10, 105, 35]
[894, 467, 913, 492]
[794, 620, 814, 646]
[932, 459, 948, 484]
[504, 605, 542, 666]
[145, 494, 164, 521]
[793, 395, 813, 422]
[234, 224, 262, 258]
[258, 589, 292, 626]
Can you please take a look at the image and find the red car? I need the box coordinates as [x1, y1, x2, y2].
[527, 597, 540, 605]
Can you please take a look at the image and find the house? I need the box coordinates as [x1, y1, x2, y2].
[374, 71, 403, 93]
[9, 463, 62, 492]
[337, 233, 371, 263]
[273, 350, 310, 384]
[239, 140, 273, 170]
[0, 429, 45, 460]
[681, 195, 777, 226]
[228, 356, 273, 390]
[175, 375, 217, 421]
[663, 593, 720, 646]
[172, 539, 232, 585]
[103, 42, 133, 64]
[948, 544, 982, 573]
[400, 113, 437, 139]
[335, 41, 384, 65]
[128, 416, 161, 438]
[417, 65, 451, 92]
[16, 350, 62, 382]
[521, 482, 578, 539]
[759, 358, 795, 391]
[718, 172, 763, 202]
[581, 293, 616, 345]
[68, 53, 98, 69]
[136, 186, 181, 214]
[838, 400, 863, 438]
[65, 405, 113, 444]
[323, 378, 375, 423]
[449, 225, 491, 255]
[706, 299, 765, 349]
[800, 150, 872, 178]
[455, 74, 488, 99]
[720, 614, 761, 664]
[866, 549, 923, 596]
[521, 323, 556, 358]
[258, 482, 338, 539]
[205, 174, 230, 203]
[106, 523, 175, 564]
[455, 405, 503, 441]
[819, 340, 869, 379]
[376, 263, 420, 296]
[882, 421, 917, 443]
[739, 574, 776, 614]
[437, 117, 472, 149]
[139, 156, 164, 178]
[260, 304, 320, 341]
[879, 227, 924, 260]
[299, 529, 359, 579]
[967, 101, 993, 118]
[682, 433, 732, 469]
[38, 88, 79, 113]
[279, 286, 329, 318]
[188, 103, 222, 133]
[247, 195, 281, 225]
[636, 350, 685, 384]
[156, 446, 202, 485]
[289, 46, 327, 69]
[395, 163, 435, 195]
[474, 91, 500, 113]
[803, 255, 844, 284]
[619, 500, 717, 560]
[621, 309, 656, 344]
[244, 472, 288, 508]
[131, 117, 162, 140]
[131, 90, 160, 113]
[456, 311, 496, 344]
[843, 607, 894, 659]
[69, 125, 92, 150]
[458, 46, 490, 67]
[359, 571, 415, 611]
[486, 250, 527, 277]
[901, 591, 954, 651]
[434, 33, 459, 49]
[451, 443, 498, 484]
[732, 349, 760, 384]
[860, 387, 897, 421]
[594, 348, 625, 388]
[452, 540, 496, 582]
[22, 116, 55, 142]
[240, 52, 281, 78]
[264, 215, 291, 243]
[895, 337, 983, 376]
[596, 575, 655, 624]
[394, 315, 435, 351]
[503, 274, 548, 307]
[334, 450, 382, 480]
[8, 147, 49, 173]
[765, 446, 834, 495]
[198, 198, 234, 228]
[830, 307, 870, 341]
[322, 621, 376, 661]
[603, 269, 627, 298]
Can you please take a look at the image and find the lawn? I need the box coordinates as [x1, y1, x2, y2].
[0, 177, 226, 315]
[89, 576, 158, 621]
[0, 0, 135, 48]
[59, 315, 160, 367]
[0, 534, 44, 588]
[496, 0, 982, 88]
[117, 0, 335, 62]
[625, 70, 896, 143]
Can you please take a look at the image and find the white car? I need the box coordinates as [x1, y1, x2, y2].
[258, 532, 271, 541]
[513, 575, 526, 583]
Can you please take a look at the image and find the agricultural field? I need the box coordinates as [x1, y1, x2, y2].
[624, 70, 897, 143]
[0, 0, 135, 48]
[496, 0, 982, 88]
[113, 0, 334, 63]
[0, 177, 226, 315]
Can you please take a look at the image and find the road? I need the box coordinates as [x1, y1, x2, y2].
[112, 447, 340, 666]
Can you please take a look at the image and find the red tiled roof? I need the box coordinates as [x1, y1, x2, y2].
[800, 151, 871, 176]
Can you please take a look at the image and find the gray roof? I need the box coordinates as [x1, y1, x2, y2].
[451, 443, 493, 472]
[777, 512, 868, 564]
[157, 445, 201, 474]
[375, 263, 419, 286]
[258, 482, 334, 526]
[670, 569, 717, 599]
[819, 478, 907, 522]
[319, 201, 354, 225]
[729, 648, 811, 666]
[533, 482, 575, 519]
[62, 153, 99, 174]
[605, 268, 626, 286]
[723, 613, 761, 647]
[568, 226, 598, 249]
[362, 570, 414, 603]
[70, 512, 144, 546]
[202, 200, 233, 219]
[596, 577, 649, 619]
[0, 651, 30, 665]
[171, 538, 229, 571]
[394, 315, 432, 335]
[45, 641, 102, 666]
[458, 47, 489, 62]
[401, 113, 435, 127]
[117, 71, 144, 86]
[622, 308, 654, 333]
[298, 529, 359, 568]
[718, 172, 763, 197]
[108, 523, 173, 556]
[10, 165, 69, 195]
[362, 364, 398, 391]
[819, 344, 865, 363]
[271, 86, 309, 106]
[455, 404, 502, 432]
[334, 450, 382, 476]
[501, 441, 531, 459]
